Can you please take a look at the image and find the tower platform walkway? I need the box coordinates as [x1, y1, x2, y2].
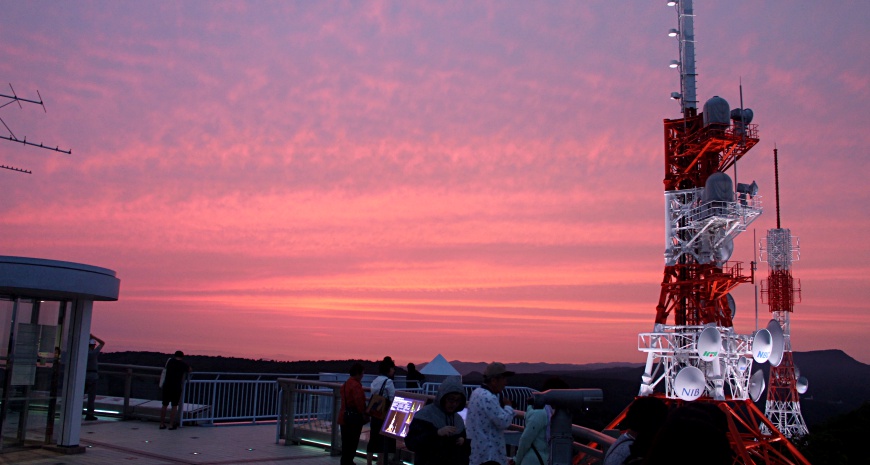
[0, 419, 340, 465]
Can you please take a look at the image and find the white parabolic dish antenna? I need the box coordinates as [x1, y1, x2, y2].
[797, 376, 809, 394]
[674, 366, 706, 401]
[751, 328, 772, 363]
[766, 319, 785, 367]
[749, 370, 766, 402]
[697, 326, 722, 361]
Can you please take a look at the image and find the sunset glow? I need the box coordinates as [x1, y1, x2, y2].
[2, 1, 868, 365]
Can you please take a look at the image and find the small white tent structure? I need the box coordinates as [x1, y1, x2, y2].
[420, 354, 462, 385]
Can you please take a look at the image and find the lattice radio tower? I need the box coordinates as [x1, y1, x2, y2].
[1, 84, 71, 174]
[594, 2, 812, 463]
[759, 147, 809, 438]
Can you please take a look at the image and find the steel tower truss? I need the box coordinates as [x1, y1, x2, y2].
[605, 2, 811, 463]
[628, 114, 810, 465]
[761, 228, 809, 438]
[639, 114, 762, 400]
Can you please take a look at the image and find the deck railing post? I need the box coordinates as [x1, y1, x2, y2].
[276, 385, 284, 444]
[330, 384, 341, 456]
[211, 377, 218, 424]
[279, 380, 298, 445]
[123, 367, 133, 419]
[252, 382, 260, 424]
[178, 377, 187, 426]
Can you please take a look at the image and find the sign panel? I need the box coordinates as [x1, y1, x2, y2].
[380, 395, 426, 439]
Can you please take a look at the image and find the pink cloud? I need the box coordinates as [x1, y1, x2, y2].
[1, 1, 868, 365]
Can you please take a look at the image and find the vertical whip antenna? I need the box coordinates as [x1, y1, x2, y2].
[774, 146, 781, 229]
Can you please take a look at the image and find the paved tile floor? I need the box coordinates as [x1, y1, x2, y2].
[0, 419, 345, 465]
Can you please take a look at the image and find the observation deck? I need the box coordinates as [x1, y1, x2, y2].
[2, 365, 610, 464]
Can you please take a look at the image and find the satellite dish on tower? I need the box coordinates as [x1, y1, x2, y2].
[726, 293, 736, 319]
[749, 370, 766, 402]
[737, 356, 749, 372]
[766, 320, 785, 367]
[697, 327, 722, 361]
[674, 366, 706, 401]
[715, 238, 734, 265]
[796, 376, 809, 394]
[751, 329, 772, 363]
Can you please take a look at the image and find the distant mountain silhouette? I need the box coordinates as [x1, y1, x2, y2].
[101, 349, 867, 429]
[421, 360, 642, 376]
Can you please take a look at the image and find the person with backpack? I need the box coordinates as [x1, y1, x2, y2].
[367, 357, 396, 465]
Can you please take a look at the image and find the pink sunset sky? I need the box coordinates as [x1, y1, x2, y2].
[1, 1, 868, 365]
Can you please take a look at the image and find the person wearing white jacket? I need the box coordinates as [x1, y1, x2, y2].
[466, 362, 516, 465]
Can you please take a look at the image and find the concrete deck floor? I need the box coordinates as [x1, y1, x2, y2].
[0, 418, 345, 465]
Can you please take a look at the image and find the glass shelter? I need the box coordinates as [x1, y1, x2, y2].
[0, 256, 119, 452]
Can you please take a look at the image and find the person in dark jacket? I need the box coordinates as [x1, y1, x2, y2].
[405, 378, 469, 465]
[84, 334, 105, 421]
[406, 363, 426, 389]
[159, 350, 192, 430]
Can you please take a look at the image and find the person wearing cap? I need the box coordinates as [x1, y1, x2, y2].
[159, 350, 192, 430]
[84, 334, 105, 421]
[466, 362, 516, 465]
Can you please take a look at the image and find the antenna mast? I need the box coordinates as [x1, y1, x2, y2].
[676, 0, 697, 116]
[1, 84, 72, 174]
[605, 2, 813, 463]
[760, 147, 809, 439]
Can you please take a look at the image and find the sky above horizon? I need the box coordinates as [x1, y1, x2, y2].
[1, 1, 868, 366]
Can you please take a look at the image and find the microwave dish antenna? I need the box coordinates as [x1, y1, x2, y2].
[749, 370, 767, 402]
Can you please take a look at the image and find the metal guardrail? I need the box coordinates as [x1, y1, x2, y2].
[275, 378, 608, 461]
[96, 365, 608, 461]
[97, 364, 320, 425]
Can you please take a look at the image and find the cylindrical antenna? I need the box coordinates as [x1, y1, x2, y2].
[734, 79, 744, 189]
[677, 0, 697, 115]
[753, 228, 758, 331]
[774, 146, 781, 229]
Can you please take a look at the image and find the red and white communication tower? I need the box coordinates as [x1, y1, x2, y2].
[760, 148, 809, 438]
[606, 2, 812, 464]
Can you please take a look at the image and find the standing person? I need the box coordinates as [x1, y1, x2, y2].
[339, 362, 368, 465]
[406, 363, 426, 389]
[405, 377, 469, 465]
[84, 335, 105, 421]
[159, 350, 192, 430]
[367, 357, 396, 465]
[466, 362, 516, 465]
[602, 396, 668, 465]
[515, 377, 570, 465]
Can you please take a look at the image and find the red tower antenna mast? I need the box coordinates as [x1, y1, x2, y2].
[605, 2, 813, 464]
[760, 148, 809, 438]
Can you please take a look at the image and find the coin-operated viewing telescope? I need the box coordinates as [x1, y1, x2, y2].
[531, 389, 603, 465]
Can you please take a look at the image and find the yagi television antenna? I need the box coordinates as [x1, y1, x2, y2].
[1, 83, 71, 174]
